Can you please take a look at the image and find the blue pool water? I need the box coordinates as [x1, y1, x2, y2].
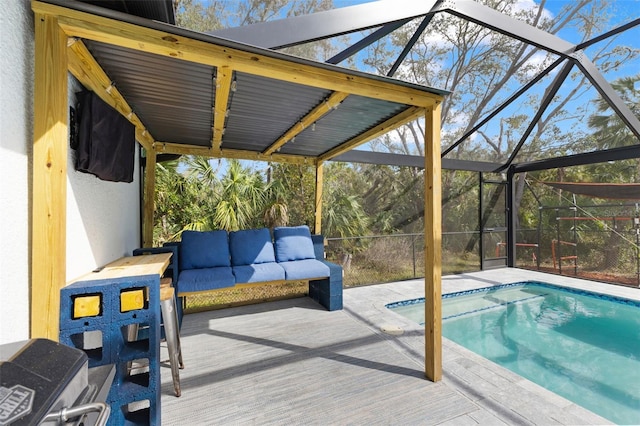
[387, 282, 640, 425]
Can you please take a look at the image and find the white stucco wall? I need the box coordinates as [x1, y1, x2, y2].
[66, 80, 141, 282]
[1, 0, 142, 344]
[1, 0, 33, 344]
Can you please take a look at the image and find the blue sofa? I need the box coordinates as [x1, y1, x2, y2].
[168, 226, 342, 311]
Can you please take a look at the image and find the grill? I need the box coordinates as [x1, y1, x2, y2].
[0, 339, 113, 425]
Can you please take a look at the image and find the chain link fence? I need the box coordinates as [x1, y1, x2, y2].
[323, 232, 489, 288]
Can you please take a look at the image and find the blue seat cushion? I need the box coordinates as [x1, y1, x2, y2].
[233, 263, 285, 284]
[177, 267, 235, 294]
[273, 225, 316, 262]
[278, 259, 330, 280]
[180, 230, 230, 269]
[229, 228, 276, 266]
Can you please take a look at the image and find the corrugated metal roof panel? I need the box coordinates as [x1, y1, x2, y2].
[80, 39, 426, 159]
[223, 73, 332, 152]
[80, 40, 420, 157]
[279, 95, 409, 156]
[85, 41, 214, 146]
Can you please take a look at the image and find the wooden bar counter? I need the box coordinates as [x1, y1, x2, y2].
[73, 252, 172, 283]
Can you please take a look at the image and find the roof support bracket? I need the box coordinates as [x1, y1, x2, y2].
[263, 91, 350, 156]
[319, 105, 425, 162]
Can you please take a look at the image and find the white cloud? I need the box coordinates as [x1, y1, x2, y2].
[511, 0, 554, 21]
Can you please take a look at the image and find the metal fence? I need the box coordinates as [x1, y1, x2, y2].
[184, 232, 480, 312]
[324, 232, 481, 287]
[183, 211, 639, 312]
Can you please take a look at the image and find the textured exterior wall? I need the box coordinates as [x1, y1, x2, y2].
[66, 78, 141, 282]
[0, 0, 141, 344]
[1, 0, 34, 344]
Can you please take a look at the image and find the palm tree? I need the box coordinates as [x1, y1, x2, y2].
[154, 159, 210, 243]
[211, 159, 270, 231]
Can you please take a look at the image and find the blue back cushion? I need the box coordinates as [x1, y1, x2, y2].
[180, 230, 230, 269]
[273, 225, 316, 262]
[229, 228, 276, 266]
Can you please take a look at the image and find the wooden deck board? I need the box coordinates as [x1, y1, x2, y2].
[161, 297, 477, 425]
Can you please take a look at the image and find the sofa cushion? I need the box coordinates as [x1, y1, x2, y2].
[180, 230, 230, 270]
[273, 225, 316, 262]
[177, 267, 235, 294]
[278, 259, 330, 280]
[229, 228, 276, 266]
[233, 263, 285, 284]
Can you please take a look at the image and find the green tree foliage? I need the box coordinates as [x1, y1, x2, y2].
[154, 157, 278, 243]
[154, 159, 210, 243]
[322, 163, 369, 238]
[268, 163, 316, 228]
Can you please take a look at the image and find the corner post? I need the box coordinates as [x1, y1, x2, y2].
[424, 103, 442, 382]
[32, 13, 68, 339]
[143, 148, 157, 247]
[314, 161, 324, 234]
[506, 166, 516, 267]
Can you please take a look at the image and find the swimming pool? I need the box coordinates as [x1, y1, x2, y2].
[386, 282, 640, 425]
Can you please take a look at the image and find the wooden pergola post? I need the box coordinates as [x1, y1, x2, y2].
[143, 149, 157, 247]
[314, 161, 324, 234]
[32, 13, 68, 339]
[424, 103, 442, 382]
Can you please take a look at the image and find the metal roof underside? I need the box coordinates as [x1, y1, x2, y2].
[35, 0, 447, 166]
[85, 38, 418, 157]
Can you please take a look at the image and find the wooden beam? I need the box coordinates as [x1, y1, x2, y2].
[318, 106, 424, 162]
[31, 1, 440, 107]
[424, 103, 442, 382]
[143, 149, 156, 247]
[67, 39, 155, 150]
[212, 67, 233, 153]
[155, 142, 316, 165]
[32, 13, 68, 340]
[263, 92, 350, 156]
[314, 162, 324, 234]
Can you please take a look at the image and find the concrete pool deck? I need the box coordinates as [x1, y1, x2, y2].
[161, 268, 635, 424]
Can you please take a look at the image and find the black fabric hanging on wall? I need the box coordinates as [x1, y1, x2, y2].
[73, 90, 135, 183]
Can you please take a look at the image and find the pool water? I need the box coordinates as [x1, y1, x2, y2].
[387, 282, 640, 425]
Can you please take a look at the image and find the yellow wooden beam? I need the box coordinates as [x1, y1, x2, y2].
[31, 1, 440, 107]
[264, 92, 349, 156]
[318, 106, 425, 163]
[314, 162, 324, 234]
[424, 103, 442, 382]
[32, 13, 68, 340]
[143, 149, 156, 247]
[212, 67, 233, 153]
[155, 142, 316, 166]
[67, 39, 155, 150]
